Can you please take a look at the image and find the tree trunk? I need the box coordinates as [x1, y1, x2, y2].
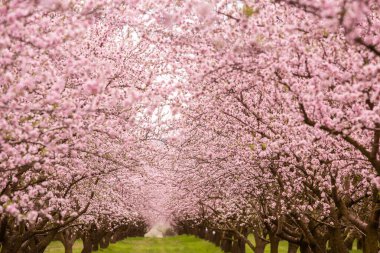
[357, 237, 363, 250]
[0, 239, 22, 253]
[328, 227, 348, 253]
[198, 226, 206, 239]
[64, 242, 74, 253]
[61, 237, 76, 253]
[99, 237, 106, 249]
[238, 236, 245, 253]
[0, 216, 8, 244]
[363, 224, 379, 253]
[364, 189, 380, 253]
[288, 242, 299, 253]
[58, 229, 77, 253]
[221, 231, 233, 253]
[99, 233, 112, 249]
[231, 233, 245, 253]
[81, 233, 92, 253]
[92, 237, 99, 251]
[308, 234, 328, 253]
[343, 231, 355, 250]
[269, 232, 280, 253]
[253, 231, 267, 253]
[213, 230, 222, 247]
[60, 236, 75, 253]
[110, 233, 118, 243]
[205, 229, 211, 242]
[299, 241, 311, 253]
[36, 232, 57, 253]
[91, 230, 100, 252]
[309, 243, 327, 253]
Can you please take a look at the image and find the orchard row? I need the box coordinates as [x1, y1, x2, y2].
[1, 1, 379, 253]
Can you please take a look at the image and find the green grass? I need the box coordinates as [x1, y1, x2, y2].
[45, 235, 363, 253]
[45, 235, 223, 253]
[45, 240, 83, 253]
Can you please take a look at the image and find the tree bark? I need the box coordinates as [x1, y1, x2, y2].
[299, 241, 311, 253]
[231, 233, 245, 253]
[0, 239, 22, 253]
[343, 231, 356, 250]
[198, 226, 206, 239]
[205, 228, 211, 242]
[288, 242, 299, 253]
[64, 243, 74, 253]
[35, 233, 56, 253]
[99, 232, 112, 249]
[213, 230, 222, 247]
[357, 237, 363, 250]
[269, 232, 280, 253]
[328, 227, 348, 253]
[253, 231, 267, 253]
[364, 191, 380, 253]
[58, 230, 77, 253]
[363, 224, 379, 253]
[61, 237, 75, 253]
[221, 231, 233, 253]
[81, 232, 92, 253]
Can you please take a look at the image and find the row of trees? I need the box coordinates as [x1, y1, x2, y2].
[0, 1, 166, 252]
[146, 1, 380, 253]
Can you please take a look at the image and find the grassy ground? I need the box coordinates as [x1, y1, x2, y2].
[45, 235, 223, 253]
[45, 235, 363, 253]
[45, 240, 83, 253]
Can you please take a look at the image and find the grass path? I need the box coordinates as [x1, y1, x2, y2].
[45, 235, 363, 253]
[98, 236, 223, 253]
[45, 235, 223, 253]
